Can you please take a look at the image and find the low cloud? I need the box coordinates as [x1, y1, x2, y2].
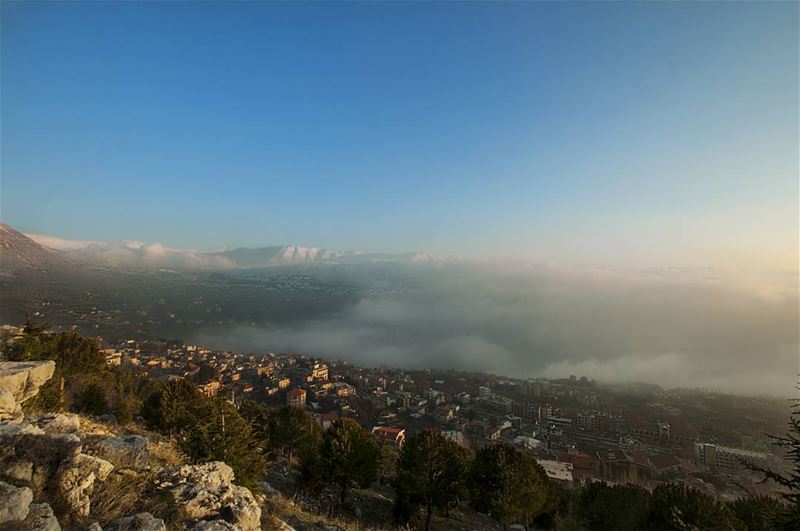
[195, 264, 800, 397]
[65, 241, 237, 270]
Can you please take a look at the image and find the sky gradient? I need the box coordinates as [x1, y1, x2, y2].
[2, 1, 798, 269]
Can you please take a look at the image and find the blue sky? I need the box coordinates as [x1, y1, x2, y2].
[2, 1, 797, 268]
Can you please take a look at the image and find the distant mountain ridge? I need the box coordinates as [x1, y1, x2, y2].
[12, 225, 455, 270]
[0, 223, 76, 274]
[209, 245, 450, 268]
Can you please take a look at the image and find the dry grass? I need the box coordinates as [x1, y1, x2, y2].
[262, 490, 400, 531]
[88, 470, 175, 528]
[148, 439, 189, 469]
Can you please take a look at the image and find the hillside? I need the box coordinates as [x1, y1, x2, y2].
[1, 324, 797, 530]
[0, 359, 504, 531]
[0, 224, 75, 275]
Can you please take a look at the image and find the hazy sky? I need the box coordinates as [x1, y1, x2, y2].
[2, 1, 797, 269]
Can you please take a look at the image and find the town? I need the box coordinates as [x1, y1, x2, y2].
[11, 323, 783, 504]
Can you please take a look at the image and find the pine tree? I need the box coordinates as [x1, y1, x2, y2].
[747, 391, 800, 529]
[315, 418, 379, 504]
[269, 406, 322, 463]
[469, 444, 551, 529]
[180, 396, 267, 490]
[394, 429, 471, 530]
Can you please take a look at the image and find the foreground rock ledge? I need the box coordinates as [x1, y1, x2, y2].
[0, 361, 56, 422]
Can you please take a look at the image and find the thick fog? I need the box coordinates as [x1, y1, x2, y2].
[195, 263, 799, 397]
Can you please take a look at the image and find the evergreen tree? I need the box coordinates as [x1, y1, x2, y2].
[578, 482, 650, 531]
[179, 396, 267, 490]
[3, 321, 108, 412]
[76, 381, 108, 416]
[313, 418, 379, 504]
[239, 400, 276, 459]
[141, 378, 202, 436]
[644, 484, 744, 531]
[394, 429, 471, 530]
[747, 392, 800, 529]
[729, 495, 786, 531]
[469, 444, 551, 529]
[269, 406, 322, 463]
[377, 440, 399, 484]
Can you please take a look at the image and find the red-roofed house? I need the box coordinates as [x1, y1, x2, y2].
[372, 426, 406, 450]
[287, 388, 307, 408]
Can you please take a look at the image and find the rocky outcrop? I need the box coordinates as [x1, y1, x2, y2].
[0, 480, 33, 523]
[19, 502, 61, 531]
[56, 453, 114, 518]
[158, 462, 261, 530]
[192, 521, 239, 530]
[35, 413, 83, 436]
[107, 512, 167, 531]
[0, 361, 55, 421]
[84, 434, 149, 469]
[0, 361, 266, 530]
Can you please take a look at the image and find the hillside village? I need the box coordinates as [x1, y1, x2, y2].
[84, 329, 786, 501]
[0, 323, 796, 531]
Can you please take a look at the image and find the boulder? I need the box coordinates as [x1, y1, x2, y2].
[163, 461, 235, 488]
[192, 521, 238, 530]
[108, 512, 167, 531]
[56, 454, 113, 518]
[218, 485, 261, 531]
[0, 428, 82, 470]
[0, 389, 16, 422]
[160, 462, 235, 520]
[0, 460, 33, 483]
[34, 414, 82, 436]
[0, 480, 33, 523]
[19, 502, 60, 531]
[85, 435, 149, 469]
[0, 422, 45, 437]
[159, 462, 260, 530]
[0, 361, 56, 421]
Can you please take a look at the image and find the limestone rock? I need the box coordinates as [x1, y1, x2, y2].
[0, 480, 33, 523]
[163, 461, 235, 488]
[56, 454, 114, 518]
[0, 388, 17, 422]
[0, 361, 55, 421]
[108, 512, 167, 531]
[0, 460, 33, 483]
[192, 521, 238, 530]
[34, 414, 82, 436]
[159, 462, 260, 530]
[219, 485, 261, 531]
[0, 428, 81, 470]
[272, 519, 296, 531]
[85, 435, 149, 469]
[19, 502, 60, 531]
[0, 422, 45, 437]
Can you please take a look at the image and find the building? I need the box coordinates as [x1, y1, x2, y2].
[693, 443, 768, 472]
[291, 360, 329, 384]
[286, 388, 307, 408]
[372, 426, 406, 450]
[536, 459, 574, 485]
[198, 380, 222, 397]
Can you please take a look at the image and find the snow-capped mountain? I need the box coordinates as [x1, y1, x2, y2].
[20, 228, 456, 270]
[209, 245, 455, 268]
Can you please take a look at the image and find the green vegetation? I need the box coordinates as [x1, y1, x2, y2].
[394, 429, 471, 530]
[141, 379, 268, 490]
[302, 418, 380, 504]
[3, 325, 799, 530]
[469, 443, 552, 529]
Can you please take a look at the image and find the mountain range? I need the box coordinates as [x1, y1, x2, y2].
[15, 226, 452, 270]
